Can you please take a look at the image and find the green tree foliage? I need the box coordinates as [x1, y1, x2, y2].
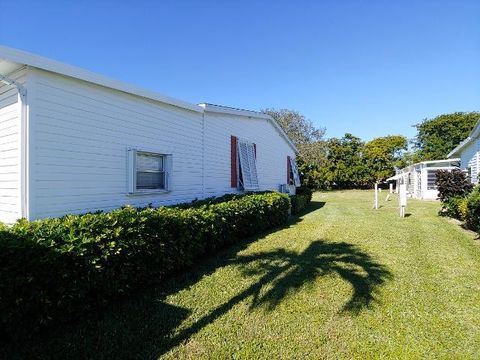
[364, 135, 408, 181]
[299, 133, 407, 189]
[319, 134, 370, 189]
[262, 109, 326, 166]
[412, 112, 480, 160]
[266, 108, 478, 191]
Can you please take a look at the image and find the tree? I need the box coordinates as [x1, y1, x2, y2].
[300, 134, 407, 189]
[364, 135, 408, 181]
[412, 112, 480, 161]
[319, 133, 370, 189]
[262, 109, 326, 166]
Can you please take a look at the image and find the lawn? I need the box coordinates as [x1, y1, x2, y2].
[4, 190, 480, 359]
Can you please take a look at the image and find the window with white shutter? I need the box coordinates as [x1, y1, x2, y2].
[237, 140, 259, 191]
[128, 149, 171, 194]
[289, 157, 301, 187]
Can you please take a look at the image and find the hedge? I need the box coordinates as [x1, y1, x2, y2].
[0, 192, 290, 340]
[291, 187, 313, 214]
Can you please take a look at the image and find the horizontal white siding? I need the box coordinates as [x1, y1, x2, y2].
[30, 69, 204, 219]
[204, 112, 295, 197]
[0, 71, 24, 223]
[460, 141, 480, 184]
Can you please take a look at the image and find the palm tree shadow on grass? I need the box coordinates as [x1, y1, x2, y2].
[236, 240, 392, 313]
[163, 239, 392, 356]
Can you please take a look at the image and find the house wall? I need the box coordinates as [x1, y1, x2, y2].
[203, 111, 295, 198]
[459, 140, 480, 184]
[28, 68, 205, 219]
[0, 70, 25, 223]
[26, 69, 296, 220]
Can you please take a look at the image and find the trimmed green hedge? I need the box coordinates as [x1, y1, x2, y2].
[290, 187, 313, 214]
[0, 192, 290, 340]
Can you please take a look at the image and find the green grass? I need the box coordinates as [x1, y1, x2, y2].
[4, 190, 480, 359]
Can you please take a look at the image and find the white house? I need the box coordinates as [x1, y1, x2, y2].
[388, 159, 460, 200]
[447, 120, 480, 183]
[0, 46, 299, 223]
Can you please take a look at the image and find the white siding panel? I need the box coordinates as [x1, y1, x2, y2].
[30, 69, 204, 219]
[460, 141, 480, 183]
[204, 112, 295, 197]
[0, 71, 24, 223]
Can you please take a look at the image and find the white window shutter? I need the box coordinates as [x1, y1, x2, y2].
[290, 157, 301, 187]
[238, 140, 259, 191]
[127, 148, 137, 193]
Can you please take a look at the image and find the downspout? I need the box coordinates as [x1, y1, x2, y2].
[0, 73, 28, 219]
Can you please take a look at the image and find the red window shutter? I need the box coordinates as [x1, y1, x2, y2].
[287, 156, 291, 184]
[231, 136, 238, 188]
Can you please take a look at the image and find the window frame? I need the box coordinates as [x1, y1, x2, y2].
[127, 148, 172, 195]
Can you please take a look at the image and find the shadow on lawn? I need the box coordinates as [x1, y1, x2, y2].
[5, 200, 390, 359]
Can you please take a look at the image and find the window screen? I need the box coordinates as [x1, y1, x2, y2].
[136, 152, 165, 190]
[427, 170, 437, 190]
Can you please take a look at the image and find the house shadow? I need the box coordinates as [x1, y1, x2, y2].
[3, 200, 390, 359]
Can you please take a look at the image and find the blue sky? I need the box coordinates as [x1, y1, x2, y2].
[1, 0, 478, 141]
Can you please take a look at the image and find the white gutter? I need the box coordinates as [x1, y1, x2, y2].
[0, 73, 28, 219]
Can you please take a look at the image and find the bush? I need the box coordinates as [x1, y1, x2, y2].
[465, 186, 480, 231]
[458, 197, 469, 220]
[290, 187, 313, 214]
[0, 192, 290, 340]
[439, 196, 467, 220]
[436, 169, 473, 202]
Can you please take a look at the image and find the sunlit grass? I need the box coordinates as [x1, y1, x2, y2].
[4, 190, 480, 359]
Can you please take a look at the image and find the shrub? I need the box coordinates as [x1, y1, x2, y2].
[0, 192, 290, 340]
[296, 186, 313, 202]
[290, 187, 313, 214]
[458, 197, 469, 220]
[465, 186, 480, 231]
[439, 196, 466, 220]
[435, 169, 473, 202]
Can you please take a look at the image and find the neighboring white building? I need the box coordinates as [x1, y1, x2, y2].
[0, 46, 299, 222]
[388, 159, 460, 200]
[447, 120, 480, 184]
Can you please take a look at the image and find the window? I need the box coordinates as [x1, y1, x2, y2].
[237, 140, 259, 191]
[128, 149, 171, 193]
[426, 170, 437, 190]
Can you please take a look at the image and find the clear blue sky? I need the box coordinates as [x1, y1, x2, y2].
[1, 0, 479, 141]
